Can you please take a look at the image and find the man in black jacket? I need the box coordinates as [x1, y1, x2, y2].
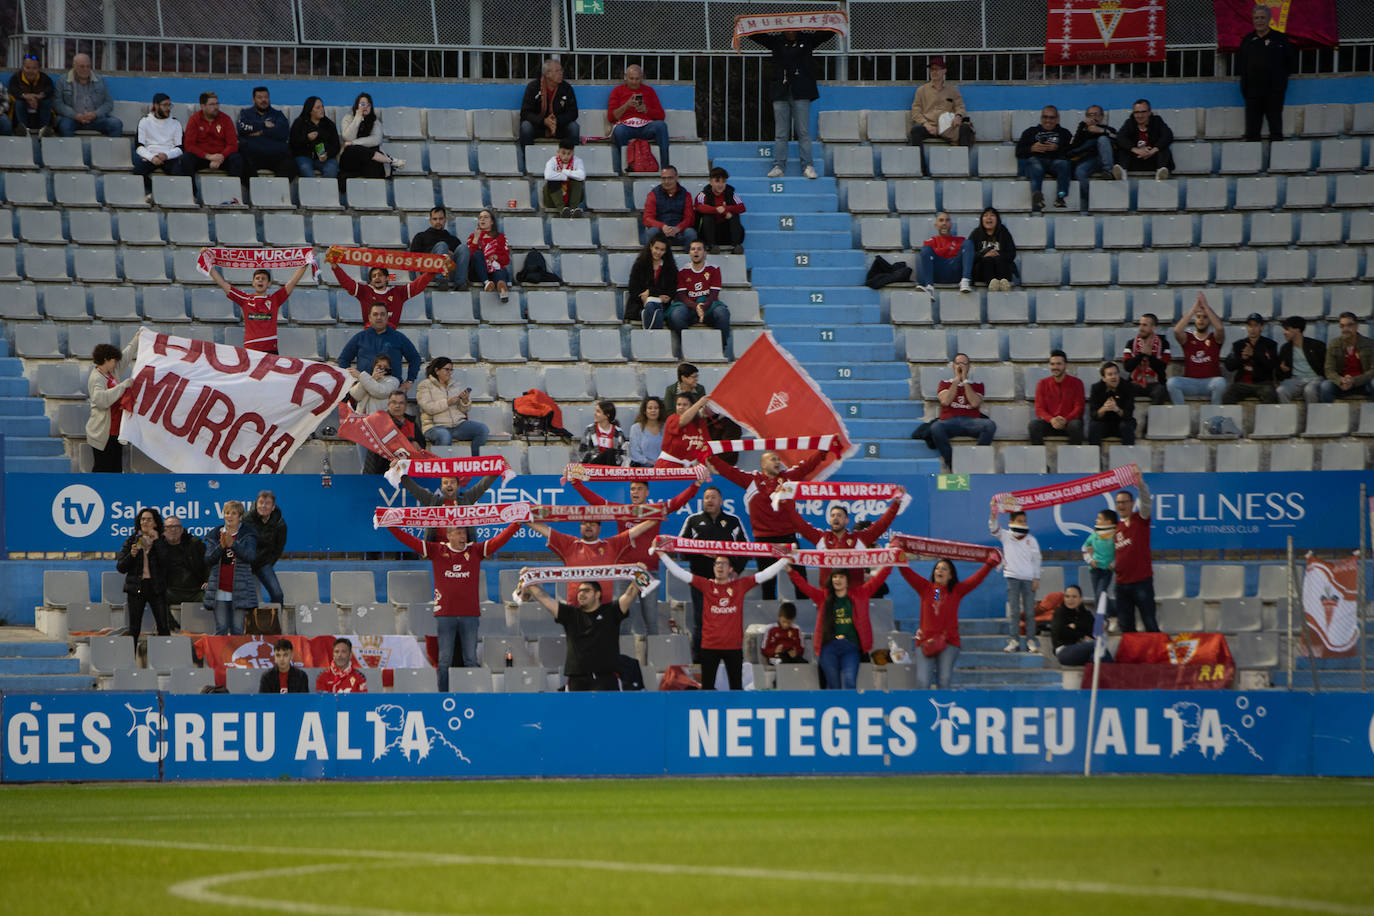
[519, 59, 579, 159]
[398, 464, 500, 542]
[745, 29, 832, 180]
[408, 207, 468, 291]
[1088, 362, 1136, 445]
[162, 517, 207, 609]
[1277, 316, 1326, 404]
[1236, 5, 1297, 142]
[1016, 106, 1074, 212]
[1223, 313, 1280, 404]
[676, 487, 747, 663]
[1116, 99, 1173, 180]
[1068, 105, 1121, 189]
[246, 491, 287, 606]
[260, 639, 310, 693]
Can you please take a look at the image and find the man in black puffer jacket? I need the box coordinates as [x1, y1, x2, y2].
[245, 491, 288, 607]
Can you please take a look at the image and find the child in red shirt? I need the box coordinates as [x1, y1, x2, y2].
[761, 601, 805, 663]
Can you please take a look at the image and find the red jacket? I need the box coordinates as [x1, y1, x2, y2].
[606, 84, 665, 125]
[711, 451, 828, 538]
[1033, 373, 1085, 423]
[184, 111, 239, 159]
[899, 562, 996, 649]
[790, 566, 892, 654]
[467, 231, 511, 273]
[921, 234, 965, 259]
[761, 623, 805, 660]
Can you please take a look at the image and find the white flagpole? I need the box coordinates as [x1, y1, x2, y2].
[1083, 584, 1111, 777]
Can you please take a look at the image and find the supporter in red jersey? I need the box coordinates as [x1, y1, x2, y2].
[785, 488, 904, 584]
[389, 521, 520, 691]
[181, 91, 243, 177]
[329, 248, 433, 329]
[258, 639, 309, 693]
[526, 517, 658, 603]
[1122, 312, 1172, 405]
[656, 551, 791, 690]
[790, 564, 893, 689]
[1112, 469, 1158, 633]
[201, 253, 309, 354]
[669, 240, 730, 349]
[711, 442, 842, 599]
[1166, 292, 1226, 406]
[316, 637, 369, 693]
[656, 392, 712, 467]
[899, 555, 998, 689]
[569, 468, 706, 634]
[761, 601, 805, 663]
[467, 208, 513, 301]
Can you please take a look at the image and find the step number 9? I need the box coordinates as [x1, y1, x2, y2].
[779, 216, 794, 230]
[846, 404, 861, 417]
[794, 253, 810, 266]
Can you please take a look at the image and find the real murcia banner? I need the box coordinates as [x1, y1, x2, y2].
[118, 329, 351, 474]
[1045, 0, 1166, 65]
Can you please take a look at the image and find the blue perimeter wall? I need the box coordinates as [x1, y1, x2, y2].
[3, 689, 1373, 780]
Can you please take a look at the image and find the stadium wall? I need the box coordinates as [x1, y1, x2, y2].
[3, 690, 1372, 781]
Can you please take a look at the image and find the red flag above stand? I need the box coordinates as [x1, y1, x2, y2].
[1045, 0, 1166, 66]
[1214, 0, 1338, 50]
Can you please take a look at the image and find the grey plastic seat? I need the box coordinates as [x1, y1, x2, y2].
[113, 211, 163, 246]
[845, 179, 889, 213]
[477, 327, 525, 362]
[1000, 445, 1047, 474]
[529, 327, 574, 361]
[1145, 405, 1191, 439]
[574, 290, 619, 324]
[1156, 598, 1205, 633]
[1107, 444, 1154, 472]
[5, 171, 50, 206]
[1302, 403, 1352, 438]
[1320, 442, 1365, 471]
[592, 366, 641, 400]
[299, 177, 342, 210]
[151, 174, 197, 208]
[213, 212, 260, 246]
[1053, 215, 1096, 249]
[1019, 252, 1063, 287]
[860, 217, 902, 249]
[1161, 442, 1207, 473]
[22, 244, 70, 280]
[1137, 180, 1180, 211]
[941, 179, 984, 213]
[168, 667, 216, 694]
[551, 218, 594, 249]
[927, 145, 970, 177]
[1313, 249, 1357, 283]
[14, 324, 61, 357]
[1069, 252, 1112, 286]
[122, 247, 170, 283]
[93, 286, 139, 321]
[1268, 442, 1314, 471]
[831, 145, 874, 178]
[90, 636, 134, 675]
[248, 176, 292, 209]
[54, 172, 99, 207]
[1268, 140, 1312, 173]
[526, 290, 571, 323]
[36, 363, 87, 398]
[18, 207, 64, 243]
[1317, 138, 1362, 172]
[310, 214, 357, 248]
[1284, 175, 1330, 209]
[894, 181, 937, 212]
[1244, 212, 1293, 248]
[0, 283, 38, 320]
[1213, 598, 1264, 633]
[43, 286, 89, 321]
[1218, 141, 1263, 174]
[879, 146, 923, 177]
[360, 214, 404, 247]
[1214, 250, 1259, 285]
[1170, 142, 1212, 175]
[346, 178, 390, 210]
[428, 142, 472, 176]
[1215, 442, 1260, 473]
[393, 177, 437, 212]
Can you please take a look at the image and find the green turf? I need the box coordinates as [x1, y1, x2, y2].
[2, 776, 1372, 915]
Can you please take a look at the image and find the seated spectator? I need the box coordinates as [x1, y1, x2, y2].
[745, 28, 831, 180]
[316, 638, 368, 693]
[467, 208, 512, 301]
[1223, 313, 1279, 404]
[928, 353, 996, 471]
[416, 356, 489, 456]
[338, 303, 422, 394]
[201, 251, 309, 354]
[541, 138, 586, 216]
[577, 400, 628, 466]
[626, 232, 677, 330]
[161, 516, 207, 610]
[339, 92, 403, 184]
[670, 240, 730, 349]
[181, 91, 244, 178]
[348, 353, 398, 415]
[641, 165, 697, 248]
[0, 89, 11, 135]
[1028, 349, 1084, 445]
[289, 95, 340, 179]
[1088, 361, 1136, 445]
[1122, 313, 1171, 405]
[966, 207, 1016, 291]
[235, 86, 295, 177]
[695, 167, 746, 255]
[1051, 586, 1109, 667]
[1320, 312, 1374, 403]
[664, 361, 706, 408]
[1068, 104, 1122, 189]
[8, 54, 55, 136]
[54, 53, 120, 137]
[1277, 315, 1326, 405]
[361, 391, 426, 475]
[329, 246, 433, 328]
[628, 396, 666, 467]
[907, 56, 973, 147]
[607, 64, 669, 175]
[915, 210, 972, 296]
[761, 601, 805, 663]
[408, 206, 468, 292]
[259, 639, 309, 693]
[1116, 98, 1173, 180]
[1166, 293, 1226, 406]
[519, 58, 580, 154]
[1016, 106, 1073, 211]
[133, 93, 182, 192]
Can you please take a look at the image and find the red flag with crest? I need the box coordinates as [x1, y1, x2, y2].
[1214, 0, 1338, 50]
[706, 331, 855, 479]
[1302, 556, 1359, 657]
[1045, 0, 1166, 65]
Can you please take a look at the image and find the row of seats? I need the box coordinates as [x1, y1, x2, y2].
[949, 440, 1367, 474]
[842, 173, 1374, 213]
[0, 171, 722, 214]
[817, 103, 1373, 144]
[824, 137, 1371, 180]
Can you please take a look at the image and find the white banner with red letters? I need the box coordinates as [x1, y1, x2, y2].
[651, 536, 793, 559]
[733, 10, 848, 49]
[373, 502, 531, 529]
[386, 455, 516, 488]
[513, 565, 657, 604]
[531, 504, 667, 523]
[118, 328, 350, 474]
[196, 246, 319, 279]
[771, 480, 910, 513]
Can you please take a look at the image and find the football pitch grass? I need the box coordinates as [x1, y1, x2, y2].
[2, 775, 1372, 915]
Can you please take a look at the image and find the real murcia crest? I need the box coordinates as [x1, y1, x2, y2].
[1091, 1, 1124, 45]
[766, 391, 789, 414]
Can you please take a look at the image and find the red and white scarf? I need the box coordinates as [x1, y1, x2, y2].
[794, 547, 907, 569]
[565, 463, 706, 481]
[770, 480, 910, 512]
[992, 464, 1139, 513]
[373, 502, 530, 529]
[386, 455, 516, 488]
[324, 246, 452, 274]
[531, 503, 667, 523]
[732, 10, 849, 49]
[196, 246, 319, 279]
[708, 435, 837, 455]
[889, 534, 1002, 567]
[652, 535, 792, 559]
[513, 565, 657, 604]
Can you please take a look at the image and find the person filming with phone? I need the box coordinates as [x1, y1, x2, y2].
[416, 356, 488, 456]
[607, 64, 669, 176]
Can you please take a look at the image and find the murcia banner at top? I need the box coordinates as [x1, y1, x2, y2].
[1046, 0, 1166, 65]
[118, 329, 351, 474]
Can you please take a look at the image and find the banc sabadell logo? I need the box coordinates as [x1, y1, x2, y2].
[52, 484, 104, 538]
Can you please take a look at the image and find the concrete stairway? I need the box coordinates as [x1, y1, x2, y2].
[0, 338, 68, 473]
[0, 635, 93, 691]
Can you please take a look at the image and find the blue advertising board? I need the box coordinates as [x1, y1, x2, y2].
[5, 470, 1371, 554]
[4, 690, 1369, 781]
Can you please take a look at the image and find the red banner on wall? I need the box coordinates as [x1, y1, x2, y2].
[1114, 632, 1234, 665]
[1214, 0, 1338, 51]
[1083, 662, 1235, 689]
[1302, 556, 1359, 657]
[1046, 0, 1166, 66]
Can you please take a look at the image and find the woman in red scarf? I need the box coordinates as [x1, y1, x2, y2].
[899, 556, 997, 689]
[466, 208, 512, 301]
